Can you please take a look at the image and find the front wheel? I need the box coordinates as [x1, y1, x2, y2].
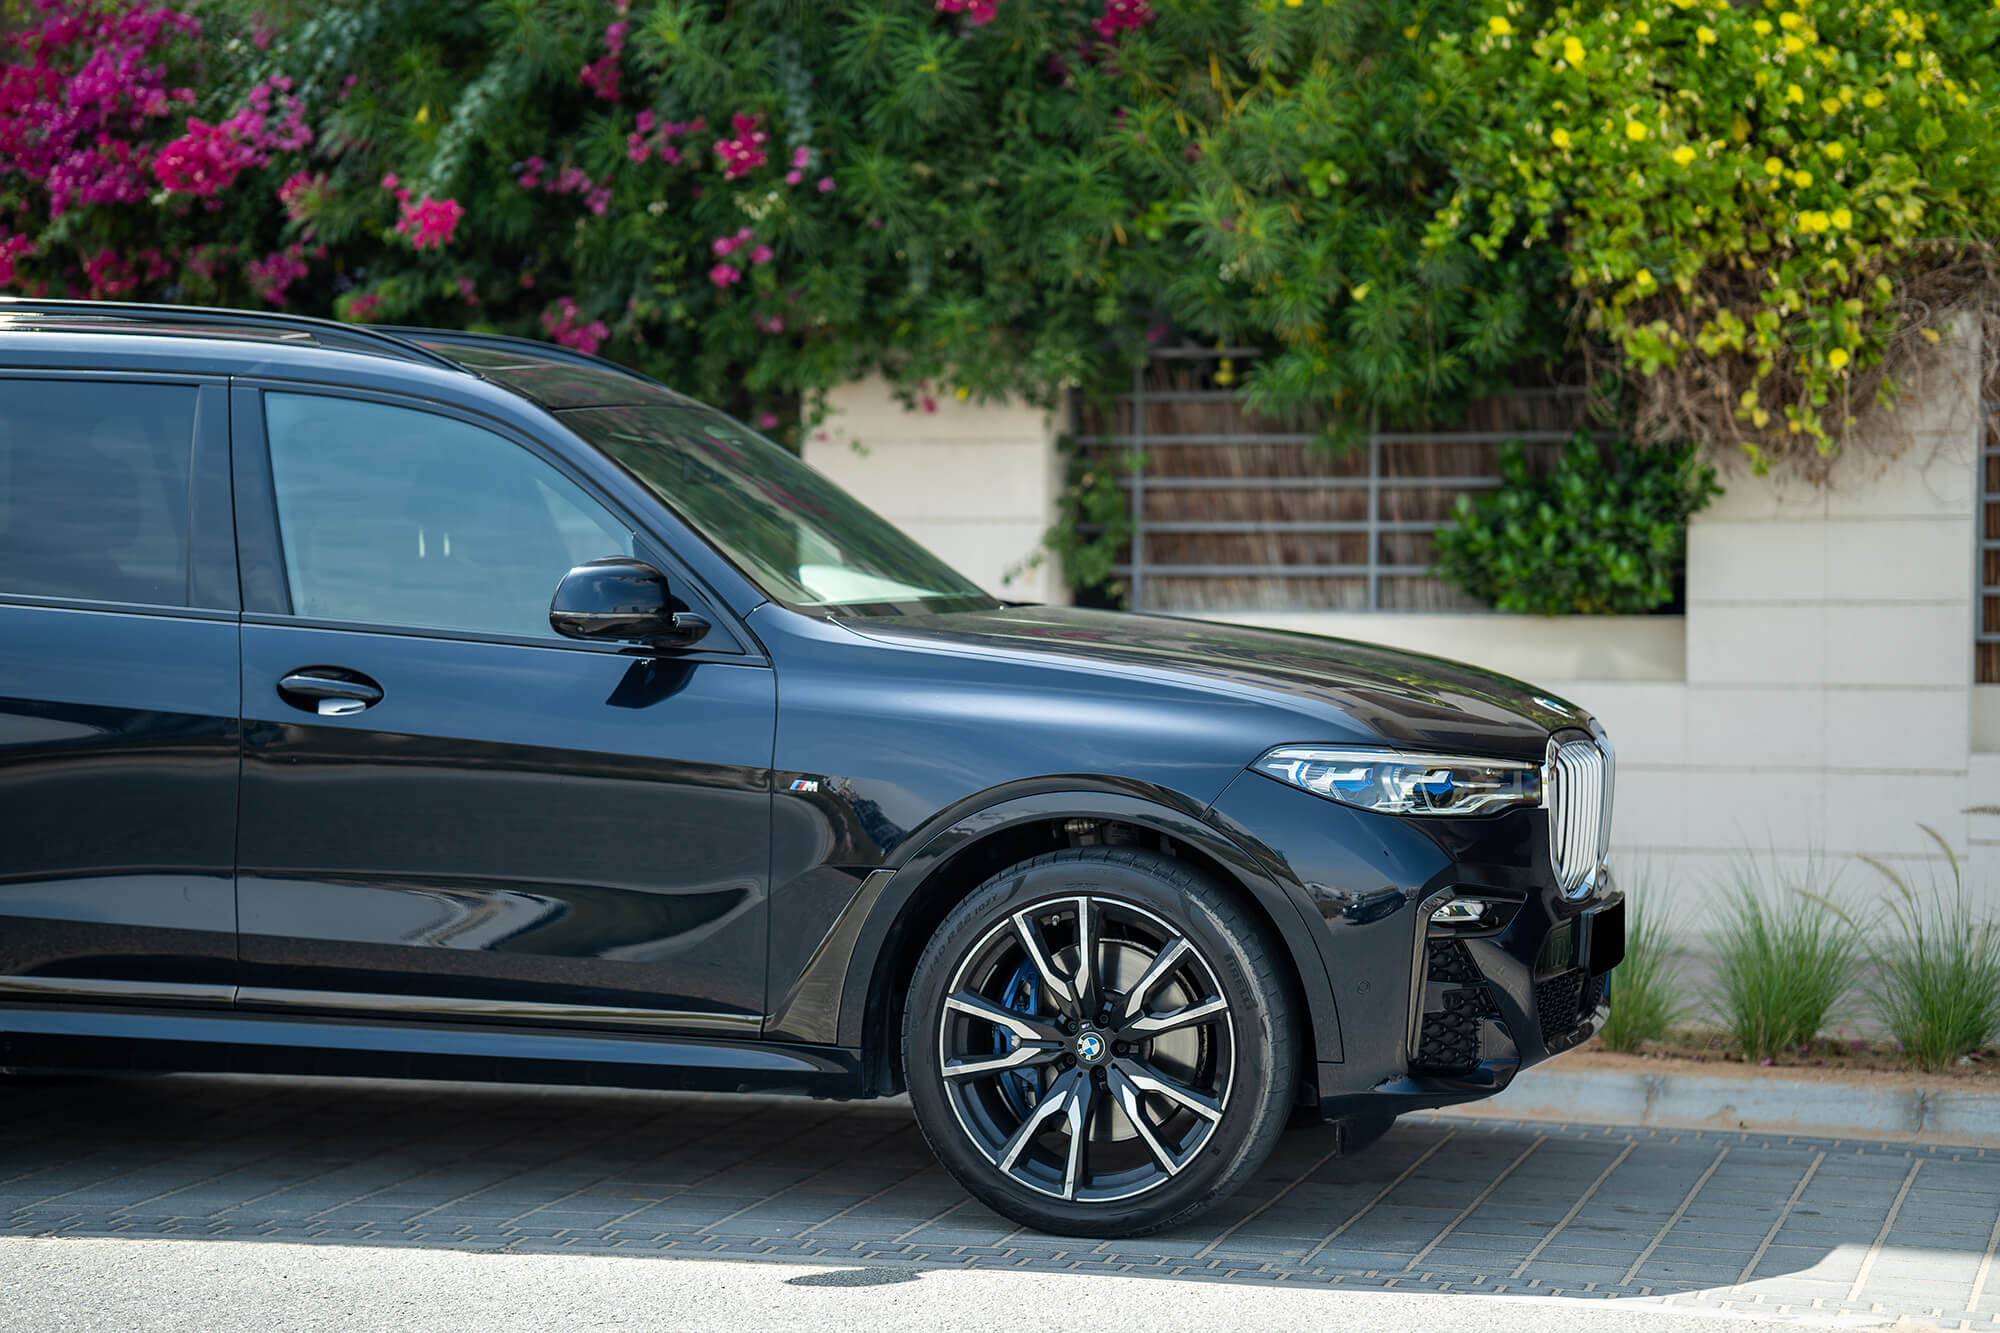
[902, 847, 1298, 1237]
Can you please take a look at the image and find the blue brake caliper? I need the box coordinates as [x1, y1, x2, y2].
[995, 958, 1040, 1119]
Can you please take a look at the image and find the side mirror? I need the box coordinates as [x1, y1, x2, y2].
[549, 558, 709, 650]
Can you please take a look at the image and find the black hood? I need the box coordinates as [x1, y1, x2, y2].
[834, 605, 1587, 763]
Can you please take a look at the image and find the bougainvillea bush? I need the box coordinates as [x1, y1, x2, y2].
[3, 0, 1998, 467]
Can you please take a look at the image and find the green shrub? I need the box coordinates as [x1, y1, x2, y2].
[1855, 831, 2000, 1071]
[1713, 854, 1860, 1062]
[1430, 435, 1720, 615]
[1597, 883, 1684, 1053]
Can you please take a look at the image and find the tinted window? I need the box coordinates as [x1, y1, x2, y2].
[0, 379, 196, 606]
[564, 404, 997, 615]
[264, 393, 632, 639]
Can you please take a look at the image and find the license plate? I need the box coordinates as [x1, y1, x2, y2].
[1582, 897, 1626, 974]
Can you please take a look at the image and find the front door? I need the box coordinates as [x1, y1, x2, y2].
[231, 386, 774, 1035]
[0, 375, 238, 1009]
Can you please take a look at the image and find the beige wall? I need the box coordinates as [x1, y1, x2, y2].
[804, 356, 1995, 934]
[805, 377, 1067, 605]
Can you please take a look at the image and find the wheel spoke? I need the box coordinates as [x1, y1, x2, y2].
[1106, 1063, 1183, 1177]
[1071, 895, 1098, 1013]
[1119, 995, 1229, 1040]
[1061, 1070, 1095, 1200]
[942, 1042, 1062, 1081]
[942, 990, 1064, 1046]
[1114, 1057, 1223, 1124]
[1118, 935, 1191, 1023]
[1010, 910, 1076, 1008]
[996, 1068, 1080, 1175]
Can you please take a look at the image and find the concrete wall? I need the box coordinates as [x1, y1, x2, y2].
[805, 377, 1067, 605]
[803, 359, 1996, 935]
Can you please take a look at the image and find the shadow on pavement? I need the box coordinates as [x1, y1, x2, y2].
[2, 1073, 1997, 1328]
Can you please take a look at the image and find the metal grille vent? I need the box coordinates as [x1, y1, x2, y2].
[1545, 737, 1609, 898]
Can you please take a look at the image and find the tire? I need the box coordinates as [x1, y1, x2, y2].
[902, 846, 1298, 1237]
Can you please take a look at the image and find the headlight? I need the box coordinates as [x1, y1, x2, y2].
[1252, 746, 1541, 817]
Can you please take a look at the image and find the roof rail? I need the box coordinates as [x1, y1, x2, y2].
[376, 326, 657, 384]
[0, 297, 469, 376]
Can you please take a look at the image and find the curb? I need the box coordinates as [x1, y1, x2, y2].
[1436, 1067, 2000, 1147]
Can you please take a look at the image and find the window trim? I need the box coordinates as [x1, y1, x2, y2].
[0, 369, 228, 615]
[227, 379, 761, 662]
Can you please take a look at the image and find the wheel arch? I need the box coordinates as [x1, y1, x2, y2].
[786, 788, 1345, 1095]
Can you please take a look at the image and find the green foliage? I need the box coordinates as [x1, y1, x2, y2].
[9, 0, 1999, 475]
[1430, 435, 1719, 615]
[1015, 444, 1140, 604]
[1427, 0, 2000, 472]
[1597, 881, 1685, 1054]
[1855, 831, 2000, 1070]
[1713, 853, 1860, 1062]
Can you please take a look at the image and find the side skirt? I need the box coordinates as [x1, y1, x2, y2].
[0, 1004, 872, 1098]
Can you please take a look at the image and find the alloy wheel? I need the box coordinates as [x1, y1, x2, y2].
[935, 893, 1235, 1203]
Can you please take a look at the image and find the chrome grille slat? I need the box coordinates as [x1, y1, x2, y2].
[1546, 736, 1609, 898]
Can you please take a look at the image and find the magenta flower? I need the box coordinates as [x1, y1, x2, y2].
[542, 297, 608, 355]
[714, 112, 771, 180]
[1, 232, 39, 286]
[757, 412, 779, 430]
[709, 263, 742, 288]
[277, 170, 327, 223]
[1092, 0, 1155, 39]
[937, 0, 1000, 21]
[818, 176, 835, 193]
[347, 292, 382, 323]
[792, 146, 811, 169]
[246, 244, 310, 307]
[395, 195, 465, 251]
[749, 245, 773, 265]
[785, 169, 802, 186]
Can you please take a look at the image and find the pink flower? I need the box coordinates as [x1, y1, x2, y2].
[785, 170, 802, 186]
[520, 271, 536, 289]
[792, 146, 810, 168]
[542, 297, 608, 355]
[347, 292, 382, 322]
[277, 170, 327, 223]
[713, 112, 770, 180]
[0, 235, 35, 288]
[761, 315, 785, 334]
[709, 263, 741, 288]
[818, 176, 835, 193]
[937, 0, 1000, 21]
[394, 195, 465, 250]
[1092, 0, 1154, 40]
[749, 245, 773, 265]
[757, 412, 779, 430]
[82, 247, 137, 299]
[457, 276, 478, 306]
[246, 244, 309, 307]
[381, 173, 399, 191]
[637, 110, 656, 133]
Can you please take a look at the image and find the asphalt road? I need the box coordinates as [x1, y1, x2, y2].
[3, 1073, 1997, 1331]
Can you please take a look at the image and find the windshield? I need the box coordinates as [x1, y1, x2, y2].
[562, 403, 1000, 615]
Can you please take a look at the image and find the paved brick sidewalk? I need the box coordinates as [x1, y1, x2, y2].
[3, 1074, 1997, 1329]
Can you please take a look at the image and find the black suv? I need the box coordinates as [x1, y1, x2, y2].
[0, 300, 1622, 1237]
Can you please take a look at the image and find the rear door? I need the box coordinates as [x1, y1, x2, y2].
[0, 373, 239, 1008]
[230, 386, 775, 1034]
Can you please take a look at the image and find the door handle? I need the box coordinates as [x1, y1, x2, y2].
[277, 668, 384, 718]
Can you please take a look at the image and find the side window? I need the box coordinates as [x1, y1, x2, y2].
[263, 393, 633, 639]
[0, 379, 196, 606]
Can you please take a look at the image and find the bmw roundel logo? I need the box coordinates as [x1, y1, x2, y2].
[1076, 1031, 1106, 1063]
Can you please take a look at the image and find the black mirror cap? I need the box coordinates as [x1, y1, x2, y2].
[550, 558, 708, 649]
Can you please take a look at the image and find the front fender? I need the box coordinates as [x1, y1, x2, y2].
[763, 786, 1345, 1080]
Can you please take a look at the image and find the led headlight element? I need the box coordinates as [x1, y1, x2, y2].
[1253, 746, 1541, 817]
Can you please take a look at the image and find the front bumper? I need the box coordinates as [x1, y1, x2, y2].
[1205, 770, 1626, 1120]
